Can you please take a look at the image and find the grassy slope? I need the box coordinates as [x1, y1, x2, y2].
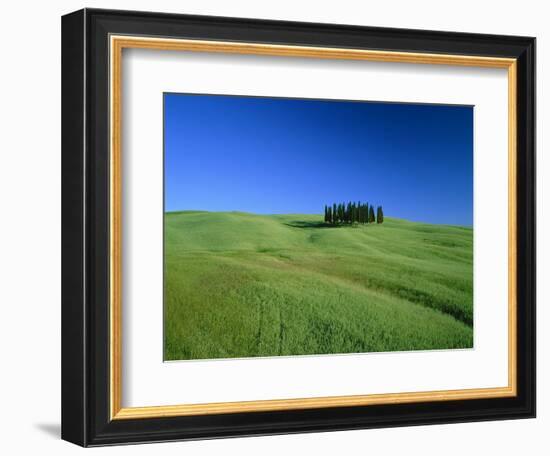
[164, 211, 473, 360]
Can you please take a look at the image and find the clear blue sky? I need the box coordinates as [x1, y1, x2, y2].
[164, 93, 473, 226]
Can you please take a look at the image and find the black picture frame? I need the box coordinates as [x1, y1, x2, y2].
[62, 8, 536, 447]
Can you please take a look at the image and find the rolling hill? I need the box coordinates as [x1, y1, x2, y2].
[164, 211, 473, 361]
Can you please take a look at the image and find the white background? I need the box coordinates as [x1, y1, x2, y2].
[123, 50, 509, 407]
[0, 0, 546, 454]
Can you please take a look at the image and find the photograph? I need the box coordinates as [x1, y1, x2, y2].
[163, 93, 474, 361]
[58, 6, 536, 447]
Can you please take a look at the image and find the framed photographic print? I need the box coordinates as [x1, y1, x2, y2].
[61, 8, 536, 447]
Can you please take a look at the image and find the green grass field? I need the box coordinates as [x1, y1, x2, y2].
[164, 211, 473, 361]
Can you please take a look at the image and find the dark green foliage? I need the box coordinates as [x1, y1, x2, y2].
[377, 206, 384, 224]
[369, 205, 375, 223]
[323, 201, 383, 225]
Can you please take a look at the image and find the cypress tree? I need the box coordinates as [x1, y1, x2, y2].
[369, 205, 375, 223]
[324, 201, 384, 224]
[377, 206, 384, 224]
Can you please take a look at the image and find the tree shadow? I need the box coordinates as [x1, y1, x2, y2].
[283, 221, 343, 229]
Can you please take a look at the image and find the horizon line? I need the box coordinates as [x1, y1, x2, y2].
[164, 209, 473, 228]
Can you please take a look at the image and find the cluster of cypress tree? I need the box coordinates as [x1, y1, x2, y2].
[323, 202, 384, 225]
